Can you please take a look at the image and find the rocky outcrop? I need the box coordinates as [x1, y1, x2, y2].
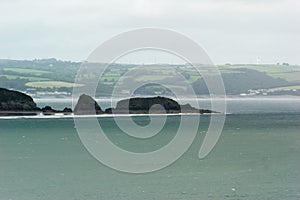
[41, 106, 72, 115]
[104, 96, 218, 114]
[0, 88, 40, 116]
[41, 106, 56, 115]
[114, 96, 178, 114]
[180, 103, 218, 114]
[74, 94, 104, 115]
[0, 88, 217, 116]
[62, 107, 73, 114]
[0, 88, 72, 116]
[111, 96, 181, 114]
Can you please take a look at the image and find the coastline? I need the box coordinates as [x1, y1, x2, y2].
[32, 95, 300, 102]
[0, 112, 223, 120]
[1, 86, 299, 117]
[0, 88, 219, 116]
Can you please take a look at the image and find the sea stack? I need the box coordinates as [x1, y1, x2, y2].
[74, 94, 104, 115]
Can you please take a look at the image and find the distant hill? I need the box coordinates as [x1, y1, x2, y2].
[192, 68, 290, 95]
[0, 59, 300, 96]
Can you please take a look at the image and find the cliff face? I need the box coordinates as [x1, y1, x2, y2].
[74, 94, 104, 115]
[0, 88, 39, 112]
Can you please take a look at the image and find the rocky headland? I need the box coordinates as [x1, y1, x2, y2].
[0, 88, 218, 116]
[0, 88, 72, 116]
[74, 94, 218, 115]
[0, 88, 40, 116]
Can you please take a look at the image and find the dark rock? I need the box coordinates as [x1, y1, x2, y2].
[200, 109, 218, 114]
[0, 88, 218, 116]
[103, 96, 219, 114]
[41, 106, 56, 115]
[180, 103, 200, 113]
[41, 106, 73, 115]
[105, 108, 113, 114]
[113, 96, 180, 114]
[74, 94, 104, 115]
[63, 107, 72, 115]
[0, 88, 40, 116]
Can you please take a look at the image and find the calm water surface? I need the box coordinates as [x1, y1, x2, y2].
[0, 98, 299, 200]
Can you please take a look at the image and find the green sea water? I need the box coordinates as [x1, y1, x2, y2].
[0, 99, 300, 200]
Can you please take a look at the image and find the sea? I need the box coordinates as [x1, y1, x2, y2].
[0, 97, 299, 200]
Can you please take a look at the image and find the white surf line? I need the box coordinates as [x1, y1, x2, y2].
[0, 112, 228, 120]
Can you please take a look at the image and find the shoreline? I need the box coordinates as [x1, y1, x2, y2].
[0, 112, 226, 120]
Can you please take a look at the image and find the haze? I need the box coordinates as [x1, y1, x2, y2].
[0, 0, 299, 64]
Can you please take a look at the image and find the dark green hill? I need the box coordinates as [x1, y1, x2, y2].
[192, 69, 290, 95]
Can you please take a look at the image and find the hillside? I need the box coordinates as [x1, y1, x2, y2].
[0, 59, 300, 97]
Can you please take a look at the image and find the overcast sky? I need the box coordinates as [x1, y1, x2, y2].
[0, 0, 299, 64]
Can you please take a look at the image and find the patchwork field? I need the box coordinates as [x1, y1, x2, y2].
[0, 59, 299, 96]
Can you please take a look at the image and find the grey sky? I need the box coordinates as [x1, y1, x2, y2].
[0, 0, 299, 64]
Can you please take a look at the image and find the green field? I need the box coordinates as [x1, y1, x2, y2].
[25, 81, 83, 88]
[1, 59, 299, 95]
[3, 67, 52, 75]
[98, 64, 300, 90]
[1, 75, 50, 81]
